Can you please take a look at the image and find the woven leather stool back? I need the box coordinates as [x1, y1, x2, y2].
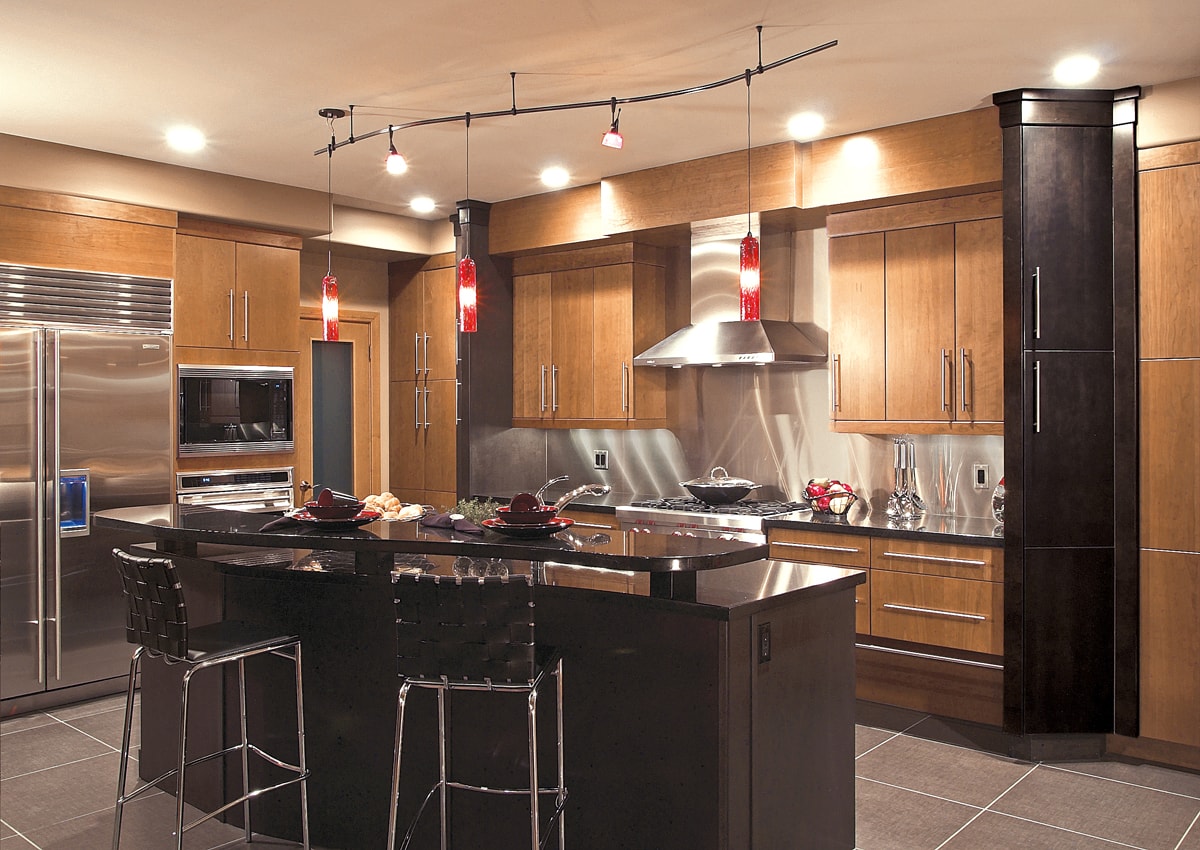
[112, 548, 189, 660]
[394, 573, 536, 686]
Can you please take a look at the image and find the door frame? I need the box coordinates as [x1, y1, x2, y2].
[297, 307, 381, 499]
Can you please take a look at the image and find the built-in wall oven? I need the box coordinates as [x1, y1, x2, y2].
[178, 364, 293, 456]
[176, 467, 295, 514]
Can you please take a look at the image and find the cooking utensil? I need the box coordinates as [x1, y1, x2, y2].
[552, 483, 612, 512]
[496, 504, 560, 525]
[679, 467, 762, 504]
[534, 475, 570, 503]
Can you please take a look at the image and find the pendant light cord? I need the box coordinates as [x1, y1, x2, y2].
[326, 119, 335, 277]
[464, 113, 471, 258]
[745, 69, 752, 234]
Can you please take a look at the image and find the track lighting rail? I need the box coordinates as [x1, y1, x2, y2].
[312, 32, 837, 156]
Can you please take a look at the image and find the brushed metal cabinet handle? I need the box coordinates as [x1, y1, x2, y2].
[414, 333, 421, 378]
[243, 291, 249, 342]
[423, 334, 430, 376]
[832, 353, 841, 412]
[51, 332, 62, 680]
[1034, 359, 1041, 434]
[774, 541, 864, 555]
[879, 550, 987, 567]
[228, 289, 235, 341]
[940, 348, 949, 412]
[423, 387, 430, 428]
[35, 333, 46, 683]
[621, 361, 629, 412]
[540, 365, 547, 413]
[414, 387, 421, 430]
[551, 364, 559, 412]
[959, 348, 969, 412]
[1033, 266, 1041, 340]
[882, 602, 986, 622]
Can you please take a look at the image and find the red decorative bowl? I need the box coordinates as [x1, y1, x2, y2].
[495, 504, 559, 525]
[303, 500, 365, 520]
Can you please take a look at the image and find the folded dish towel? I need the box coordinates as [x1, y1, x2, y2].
[259, 515, 303, 532]
[419, 512, 484, 534]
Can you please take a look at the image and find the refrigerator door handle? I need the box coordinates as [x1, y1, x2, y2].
[35, 332, 46, 684]
[51, 332, 62, 682]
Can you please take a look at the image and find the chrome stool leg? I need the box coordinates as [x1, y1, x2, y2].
[176, 668, 194, 850]
[294, 644, 311, 850]
[387, 681, 413, 850]
[111, 648, 143, 850]
[528, 688, 541, 850]
[238, 657, 252, 843]
[555, 659, 566, 849]
[438, 688, 448, 850]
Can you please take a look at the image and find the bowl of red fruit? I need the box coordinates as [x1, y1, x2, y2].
[802, 478, 858, 516]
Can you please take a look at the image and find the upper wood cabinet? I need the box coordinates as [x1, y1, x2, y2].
[1139, 161, 1200, 360]
[174, 229, 300, 352]
[511, 244, 667, 429]
[828, 194, 1003, 433]
[390, 259, 457, 382]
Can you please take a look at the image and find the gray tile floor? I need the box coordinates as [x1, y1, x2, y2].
[2, 693, 1199, 849]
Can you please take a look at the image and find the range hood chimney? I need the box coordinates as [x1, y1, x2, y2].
[634, 215, 827, 367]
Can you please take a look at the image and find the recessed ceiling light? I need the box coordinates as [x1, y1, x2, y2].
[165, 125, 206, 153]
[1053, 55, 1101, 86]
[410, 197, 436, 214]
[540, 166, 570, 188]
[787, 112, 825, 140]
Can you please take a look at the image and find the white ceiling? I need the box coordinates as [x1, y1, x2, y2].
[3, 0, 1198, 222]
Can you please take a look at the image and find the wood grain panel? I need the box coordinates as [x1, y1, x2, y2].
[954, 217, 1004, 422]
[423, 380, 458, 496]
[827, 191, 1002, 237]
[592, 264, 633, 420]
[510, 242, 660, 275]
[550, 268, 593, 420]
[389, 380, 424, 498]
[602, 143, 798, 234]
[884, 225, 955, 422]
[1138, 141, 1200, 172]
[388, 261, 424, 381]
[631, 262, 667, 422]
[235, 242, 299, 351]
[828, 233, 886, 421]
[832, 420, 1003, 436]
[1139, 163, 1200, 359]
[870, 537, 1001, 582]
[0, 186, 176, 227]
[871, 571, 1002, 655]
[855, 645, 1003, 726]
[423, 265, 458, 381]
[1140, 359, 1200, 551]
[0, 205, 175, 279]
[488, 184, 604, 256]
[177, 217, 303, 250]
[1139, 550, 1200, 747]
[805, 108, 1002, 209]
[768, 528, 871, 568]
[174, 235, 236, 348]
[512, 273, 552, 420]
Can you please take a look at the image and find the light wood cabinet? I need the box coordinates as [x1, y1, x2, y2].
[512, 244, 667, 429]
[870, 537, 1001, 582]
[174, 234, 299, 351]
[769, 528, 871, 635]
[1139, 550, 1200, 748]
[827, 194, 1003, 433]
[388, 254, 460, 512]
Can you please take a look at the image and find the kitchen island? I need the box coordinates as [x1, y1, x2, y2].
[96, 505, 863, 850]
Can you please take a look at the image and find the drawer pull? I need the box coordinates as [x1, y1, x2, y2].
[882, 602, 986, 622]
[879, 551, 986, 567]
[774, 541, 864, 555]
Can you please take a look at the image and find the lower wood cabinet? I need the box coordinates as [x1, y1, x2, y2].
[870, 571, 1002, 655]
[768, 528, 870, 635]
[388, 379, 457, 512]
[1139, 536, 1200, 748]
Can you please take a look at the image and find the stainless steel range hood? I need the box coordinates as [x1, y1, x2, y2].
[634, 215, 827, 367]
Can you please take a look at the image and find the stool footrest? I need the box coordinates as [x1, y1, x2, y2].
[444, 780, 569, 797]
[183, 771, 311, 834]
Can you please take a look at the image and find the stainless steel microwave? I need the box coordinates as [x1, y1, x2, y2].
[178, 365, 294, 455]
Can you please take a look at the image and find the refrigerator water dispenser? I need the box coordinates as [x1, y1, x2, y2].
[59, 470, 90, 537]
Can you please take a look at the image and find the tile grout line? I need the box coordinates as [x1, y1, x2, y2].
[0, 817, 46, 850]
[1044, 762, 1200, 802]
[1, 748, 122, 782]
[930, 760, 1039, 850]
[983, 810, 1150, 849]
[853, 714, 932, 761]
[48, 711, 124, 753]
[1174, 809, 1200, 850]
[856, 775, 988, 811]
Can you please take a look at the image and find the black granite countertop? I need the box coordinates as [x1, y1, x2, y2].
[765, 503, 1004, 547]
[95, 504, 768, 574]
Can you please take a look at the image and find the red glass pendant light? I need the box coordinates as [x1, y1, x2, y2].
[458, 256, 477, 333]
[321, 274, 339, 341]
[739, 232, 760, 321]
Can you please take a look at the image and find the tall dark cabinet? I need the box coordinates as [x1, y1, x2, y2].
[994, 88, 1140, 738]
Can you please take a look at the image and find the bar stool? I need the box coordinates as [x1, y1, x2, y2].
[387, 572, 566, 850]
[110, 548, 310, 850]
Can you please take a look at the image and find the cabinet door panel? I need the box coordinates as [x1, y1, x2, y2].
[1139, 163, 1200, 359]
[885, 226, 955, 421]
[871, 571, 1002, 655]
[424, 266, 458, 381]
[390, 268, 424, 380]
[1139, 549, 1200, 747]
[592, 264, 633, 420]
[389, 380, 424, 493]
[423, 380, 458, 495]
[1022, 126, 1113, 351]
[513, 274, 552, 420]
[236, 243, 298, 351]
[829, 234, 885, 421]
[955, 218, 1004, 422]
[1140, 359, 1200, 552]
[174, 235, 235, 349]
[1023, 351, 1114, 547]
[550, 268, 593, 420]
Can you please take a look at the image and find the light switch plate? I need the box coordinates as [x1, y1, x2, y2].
[593, 450, 609, 470]
[972, 463, 989, 490]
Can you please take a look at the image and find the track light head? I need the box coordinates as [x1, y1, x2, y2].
[601, 100, 623, 149]
[385, 128, 408, 175]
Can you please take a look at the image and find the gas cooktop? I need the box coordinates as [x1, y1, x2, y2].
[627, 497, 810, 517]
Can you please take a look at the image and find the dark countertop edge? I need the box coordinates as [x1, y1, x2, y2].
[765, 510, 1004, 548]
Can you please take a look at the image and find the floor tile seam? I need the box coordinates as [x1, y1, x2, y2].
[855, 774, 986, 810]
[53, 713, 123, 754]
[926, 759, 1040, 849]
[981, 810, 1150, 849]
[0, 748, 117, 782]
[854, 729, 905, 760]
[1173, 810, 1200, 850]
[0, 718, 55, 737]
[898, 728, 1039, 766]
[17, 787, 170, 839]
[0, 818, 44, 850]
[1044, 762, 1200, 802]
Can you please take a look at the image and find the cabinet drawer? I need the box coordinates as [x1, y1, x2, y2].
[768, 529, 871, 568]
[871, 537, 1001, 581]
[855, 571, 871, 636]
[871, 571, 1002, 655]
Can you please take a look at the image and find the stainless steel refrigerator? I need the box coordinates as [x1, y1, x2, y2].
[1, 326, 172, 704]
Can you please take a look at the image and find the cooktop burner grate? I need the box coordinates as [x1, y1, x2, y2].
[628, 497, 809, 517]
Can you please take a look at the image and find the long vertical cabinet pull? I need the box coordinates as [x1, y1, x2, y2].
[940, 349, 949, 411]
[51, 332, 61, 681]
[414, 333, 421, 378]
[1033, 360, 1042, 433]
[34, 332, 46, 684]
[831, 353, 841, 412]
[243, 292, 249, 342]
[539, 365, 547, 413]
[228, 290, 235, 341]
[1032, 266, 1042, 340]
[423, 387, 430, 428]
[414, 387, 421, 431]
[621, 362, 629, 412]
[423, 334, 430, 376]
[959, 348, 969, 412]
[551, 365, 559, 412]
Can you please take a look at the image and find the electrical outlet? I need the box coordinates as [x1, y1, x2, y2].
[973, 463, 990, 490]
[758, 622, 771, 663]
[593, 450, 609, 470]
